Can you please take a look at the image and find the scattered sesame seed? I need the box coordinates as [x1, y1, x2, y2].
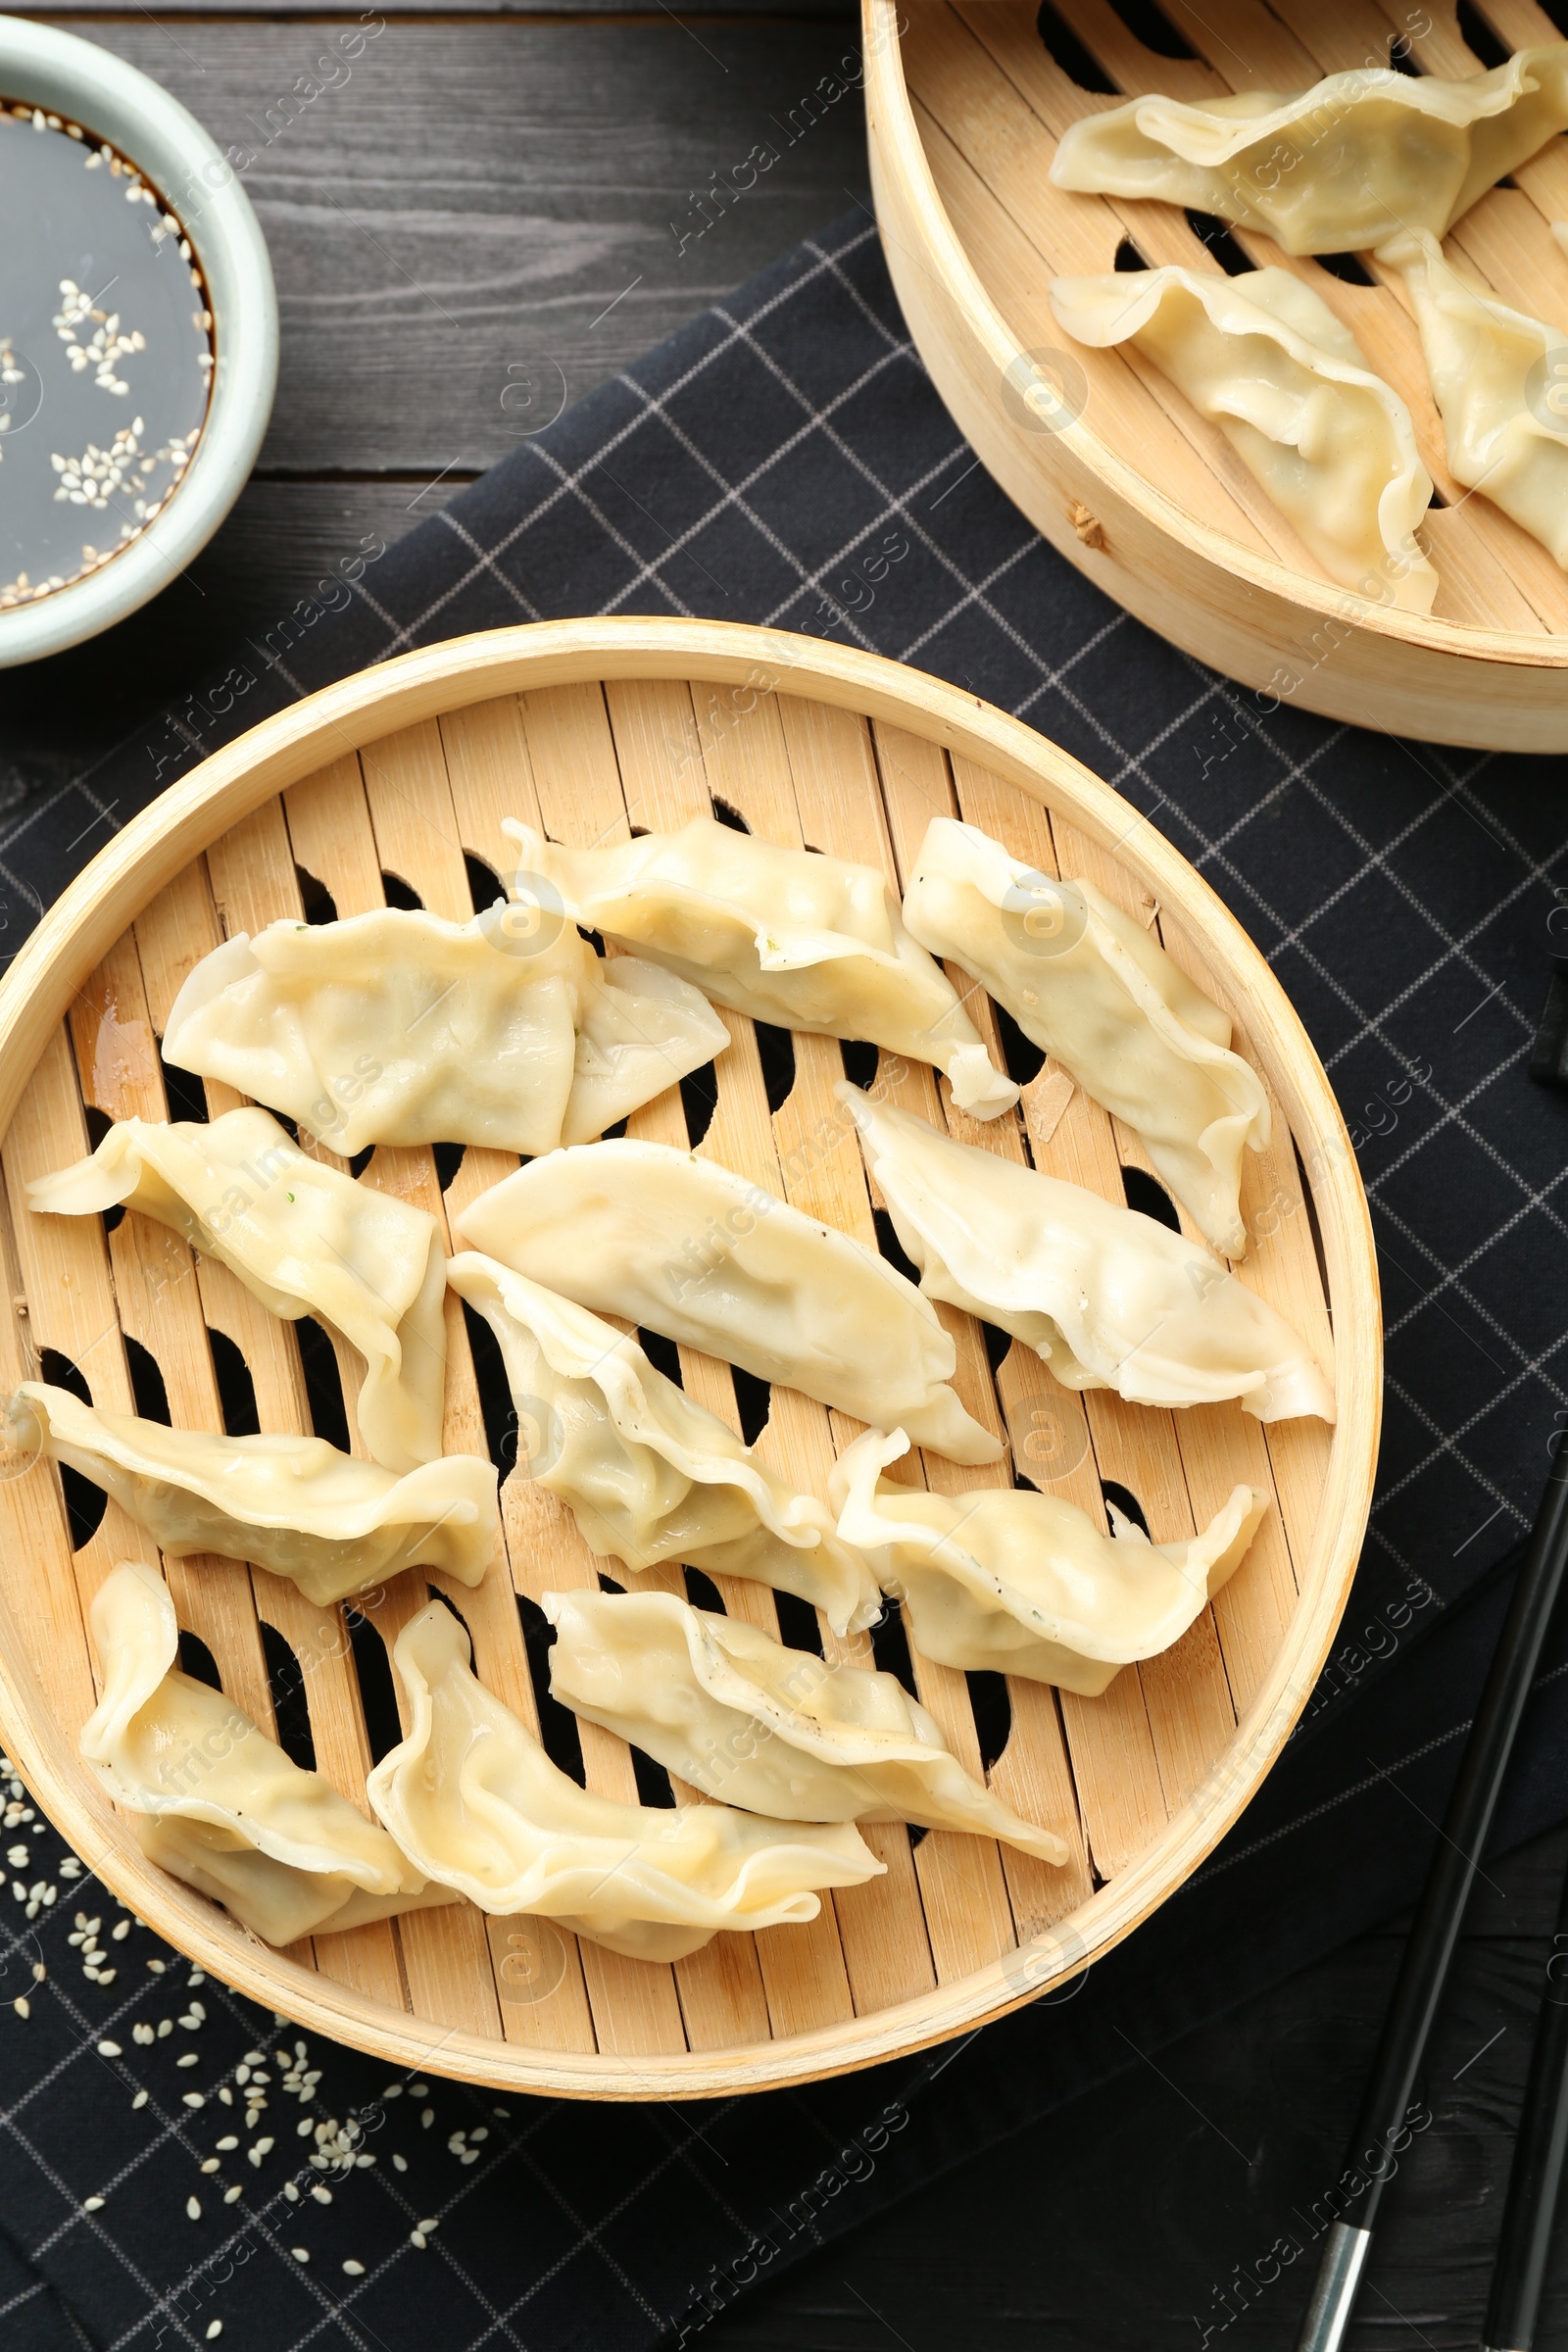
[157, 2019, 172, 2037]
[222, 2185, 241, 2205]
[182, 2093, 205, 2109]
[392, 2153, 408, 2173]
[343, 2259, 365, 2276]
[97, 2040, 122, 2057]
[13, 1997, 28, 2019]
[216, 2136, 237, 2152]
[417, 2219, 438, 2233]
[83, 2196, 104, 2211]
[410, 2230, 426, 2249]
[310, 2186, 331, 2204]
[185, 2197, 201, 2221]
[111, 1920, 129, 1941]
[206, 2326, 223, 2341]
[283, 2181, 299, 2203]
[290, 2246, 309, 2263]
[131, 2090, 148, 2109]
[199, 2159, 220, 2175]
[420, 2108, 434, 2129]
[176, 2053, 199, 2069]
[30, 1964, 43, 1983]
[147, 1958, 166, 1973]
[381, 2083, 403, 2099]
[296, 2118, 314, 2137]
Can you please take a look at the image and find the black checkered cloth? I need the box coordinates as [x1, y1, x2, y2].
[2, 210, 1567, 2352]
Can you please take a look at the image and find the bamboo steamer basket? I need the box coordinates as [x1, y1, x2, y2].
[0, 619, 1378, 2096]
[862, 0, 1568, 750]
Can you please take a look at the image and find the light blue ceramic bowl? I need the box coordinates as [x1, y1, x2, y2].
[0, 17, 278, 666]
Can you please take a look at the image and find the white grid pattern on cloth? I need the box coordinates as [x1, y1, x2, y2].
[0, 1873, 706, 2352]
[0, 205, 1565, 2352]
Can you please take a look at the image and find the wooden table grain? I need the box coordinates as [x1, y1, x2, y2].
[5, 6, 1565, 2340]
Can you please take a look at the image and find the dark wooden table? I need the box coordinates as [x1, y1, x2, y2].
[8, 7, 1568, 2339]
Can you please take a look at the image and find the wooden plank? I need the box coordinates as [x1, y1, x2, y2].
[357, 721, 476, 921]
[57, 22, 870, 479]
[283, 753, 386, 916]
[438, 694, 544, 878]
[67, 928, 276, 1734]
[0, 1142, 101, 1736]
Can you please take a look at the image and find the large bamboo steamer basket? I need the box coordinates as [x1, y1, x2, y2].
[863, 0, 1568, 750]
[0, 619, 1379, 2095]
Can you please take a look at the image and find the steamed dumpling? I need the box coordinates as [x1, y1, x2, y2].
[1051, 50, 1568, 255]
[366, 1601, 883, 1961]
[832, 1430, 1269, 1693]
[162, 911, 727, 1155]
[10, 1382, 498, 1607]
[902, 817, 1269, 1255]
[1048, 267, 1436, 610]
[1379, 229, 1568, 568]
[449, 1254, 879, 1635]
[502, 813, 1018, 1119]
[456, 1139, 1003, 1464]
[81, 1561, 447, 1944]
[838, 1089, 1334, 1423]
[544, 1585, 1069, 1862]
[26, 1107, 447, 1472]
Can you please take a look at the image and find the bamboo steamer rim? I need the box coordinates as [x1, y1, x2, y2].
[0, 617, 1380, 2096]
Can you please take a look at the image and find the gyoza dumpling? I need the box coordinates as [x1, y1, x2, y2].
[544, 1586, 1069, 1862]
[502, 813, 1018, 1120]
[10, 1383, 498, 1607]
[449, 1254, 879, 1635]
[832, 1431, 1269, 1693]
[1378, 229, 1568, 568]
[81, 1561, 449, 1944]
[366, 1600, 882, 1961]
[839, 1089, 1334, 1423]
[902, 817, 1269, 1256]
[162, 911, 727, 1156]
[27, 1108, 446, 1472]
[1051, 50, 1568, 255]
[1048, 267, 1436, 610]
[456, 1140, 1002, 1464]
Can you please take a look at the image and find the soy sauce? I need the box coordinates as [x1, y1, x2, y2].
[0, 103, 215, 612]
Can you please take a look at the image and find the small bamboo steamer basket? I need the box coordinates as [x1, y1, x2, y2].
[0, 619, 1378, 2097]
[863, 0, 1568, 750]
